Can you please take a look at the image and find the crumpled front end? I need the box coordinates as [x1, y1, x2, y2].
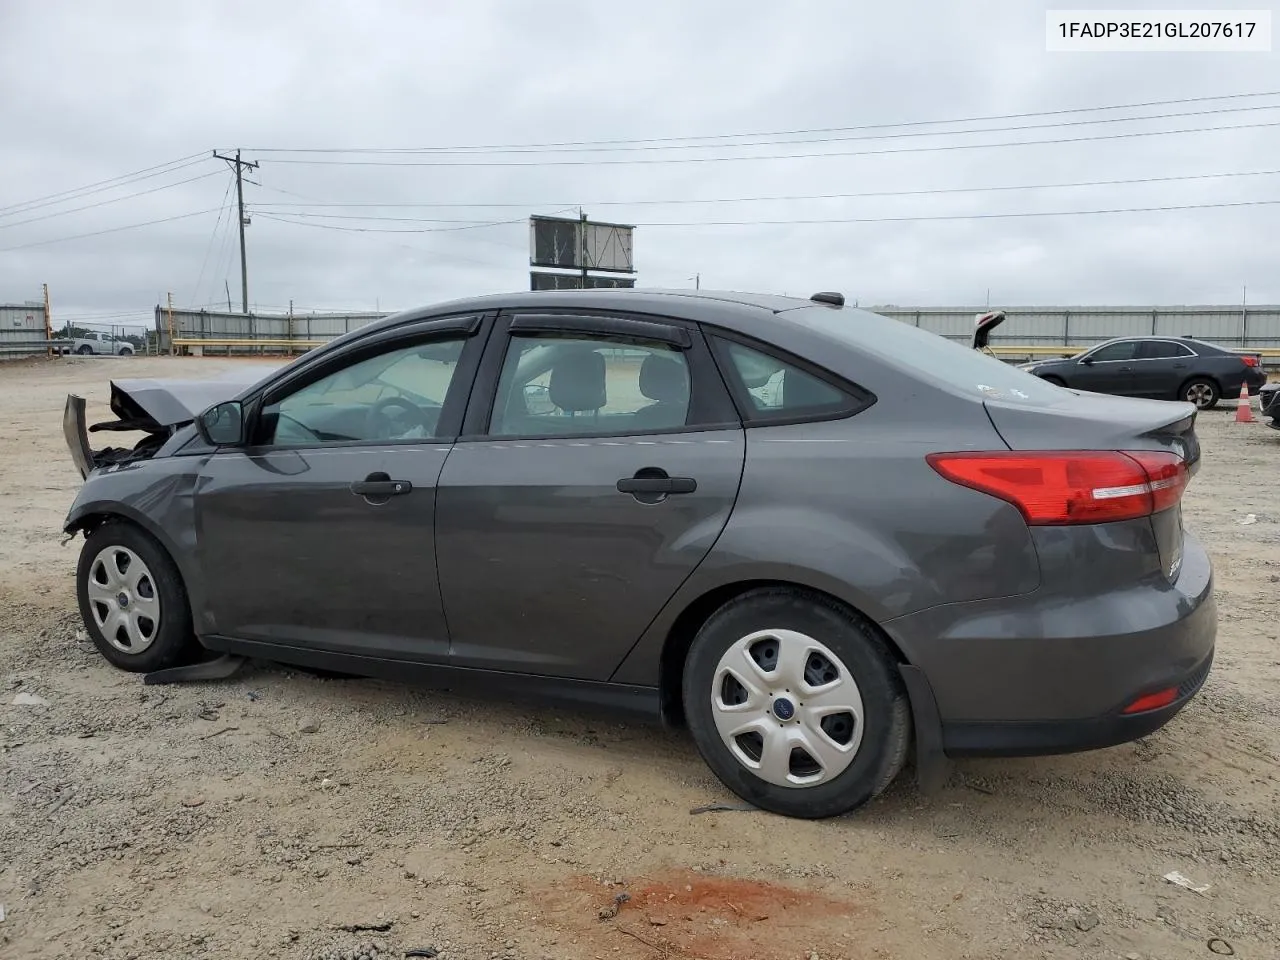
[63, 390, 171, 479]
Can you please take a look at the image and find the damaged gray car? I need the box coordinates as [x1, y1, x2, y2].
[61, 290, 1215, 819]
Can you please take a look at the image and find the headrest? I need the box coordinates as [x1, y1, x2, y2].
[549, 346, 606, 413]
[638, 354, 688, 404]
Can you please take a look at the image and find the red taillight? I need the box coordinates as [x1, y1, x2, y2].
[1122, 687, 1178, 714]
[926, 450, 1189, 525]
[1241, 355, 1259, 367]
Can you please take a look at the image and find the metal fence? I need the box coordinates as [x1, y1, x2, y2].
[147, 301, 1280, 363]
[0, 303, 49, 358]
[870, 304, 1280, 350]
[155, 307, 388, 354]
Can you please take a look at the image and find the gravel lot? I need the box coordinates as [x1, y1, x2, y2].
[2, 355, 1278, 960]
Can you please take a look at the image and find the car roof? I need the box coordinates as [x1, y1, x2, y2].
[366, 289, 822, 334]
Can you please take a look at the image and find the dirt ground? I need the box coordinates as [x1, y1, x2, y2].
[2, 355, 1278, 960]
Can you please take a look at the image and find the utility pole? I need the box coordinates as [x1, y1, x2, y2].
[166, 292, 176, 356]
[579, 210, 589, 290]
[42, 283, 51, 357]
[212, 149, 259, 314]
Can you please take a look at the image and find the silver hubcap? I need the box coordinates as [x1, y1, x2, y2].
[86, 546, 161, 653]
[710, 629, 865, 788]
[1186, 383, 1214, 407]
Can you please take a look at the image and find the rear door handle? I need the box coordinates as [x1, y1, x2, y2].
[616, 477, 697, 494]
[350, 472, 412, 499]
[1117, 366, 1134, 373]
[617, 467, 697, 502]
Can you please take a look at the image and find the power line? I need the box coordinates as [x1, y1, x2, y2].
[243, 89, 1280, 153]
[257, 118, 1280, 168]
[0, 154, 209, 217]
[247, 102, 1280, 157]
[253, 212, 528, 233]
[248, 167, 1280, 211]
[255, 198, 1280, 232]
[0, 170, 224, 230]
[0, 207, 224, 253]
[190, 176, 237, 306]
[633, 198, 1280, 226]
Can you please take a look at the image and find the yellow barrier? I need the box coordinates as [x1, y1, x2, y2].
[173, 338, 327, 349]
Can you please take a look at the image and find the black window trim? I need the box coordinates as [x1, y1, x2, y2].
[457, 310, 740, 442]
[238, 313, 491, 451]
[703, 325, 877, 427]
[508, 312, 692, 349]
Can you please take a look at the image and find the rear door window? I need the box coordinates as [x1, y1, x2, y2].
[709, 336, 870, 424]
[1137, 341, 1194, 360]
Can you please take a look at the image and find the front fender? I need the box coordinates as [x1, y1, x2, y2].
[64, 458, 208, 619]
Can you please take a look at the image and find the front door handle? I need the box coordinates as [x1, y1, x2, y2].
[617, 467, 697, 503]
[351, 472, 412, 501]
[1117, 366, 1134, 373]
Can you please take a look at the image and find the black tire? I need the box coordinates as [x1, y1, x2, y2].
[76, 521, 198, 673]
[76, 345, 92, 355]
[1180, 377, 1219, 410]
[682, 587, 910, 819]
[118, 347, 133, 356]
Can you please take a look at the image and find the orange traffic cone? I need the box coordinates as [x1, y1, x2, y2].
[1235, 380, 1256, 423]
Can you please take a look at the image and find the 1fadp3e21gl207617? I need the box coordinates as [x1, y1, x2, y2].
[61, 290, 1216, 819]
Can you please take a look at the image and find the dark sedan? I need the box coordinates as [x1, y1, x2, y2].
[61, 290, 1215, 819]
[1020, 336, 1266, 409]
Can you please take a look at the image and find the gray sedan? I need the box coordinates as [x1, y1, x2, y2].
[61, 290, 1215, 818]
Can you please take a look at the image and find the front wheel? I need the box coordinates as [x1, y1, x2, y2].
[682, 588, 911, 819]
[1181, 377, 1219, 410]
[118, 346, 133, 356]
[76, 521, 198, 672]
[1040, 374, 1066, 387]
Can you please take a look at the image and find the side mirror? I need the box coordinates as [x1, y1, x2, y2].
[1080, 356, 1094, 366]
[197, 400, 245, 446]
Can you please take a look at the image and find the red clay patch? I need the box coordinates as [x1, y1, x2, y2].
[542, 870, 870, 960]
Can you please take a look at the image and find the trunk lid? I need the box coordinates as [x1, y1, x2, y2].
[982, 390, 1198, 583]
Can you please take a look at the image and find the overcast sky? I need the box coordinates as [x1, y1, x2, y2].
[2, 0, 1279, 330]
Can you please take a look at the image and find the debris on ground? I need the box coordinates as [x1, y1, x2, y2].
[598, 890, 631, 920]
[404, 949, 439, 959]
[1074, 910, 1101, 932]
[11, 692, 49, 706]
[335, 919, 394, 933]
[1207, 938, 1235, 955]
[1239, 514, 1258, 525]
[299, 718, 322, 734]
[1164, 871, 1212, 895]
[689, 802, 757, 815]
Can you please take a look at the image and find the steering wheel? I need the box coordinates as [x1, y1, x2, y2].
[365, 396, 428, 439]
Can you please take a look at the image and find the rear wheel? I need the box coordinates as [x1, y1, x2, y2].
[682, 587, 910, 819]
[1181, 377, 1219, 409]
[76, 345, 92, 355]
[76, 521, 198, 673]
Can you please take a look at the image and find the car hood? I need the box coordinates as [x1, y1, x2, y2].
[101, 365, 282, 431]
[65, 365, 282, 479]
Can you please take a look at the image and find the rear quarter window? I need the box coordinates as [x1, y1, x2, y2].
[785, 305, 1066, 406]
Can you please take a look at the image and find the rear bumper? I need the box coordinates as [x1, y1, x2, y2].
[940, 649, 1212, 756]
[886, 531, 1216, 758]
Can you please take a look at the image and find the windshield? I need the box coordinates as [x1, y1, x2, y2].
[788, 305, 1067, 405]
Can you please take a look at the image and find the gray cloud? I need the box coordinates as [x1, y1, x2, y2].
[2, 0, 1279, 333]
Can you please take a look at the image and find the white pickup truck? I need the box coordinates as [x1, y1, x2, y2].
[52, 331, 135, 356]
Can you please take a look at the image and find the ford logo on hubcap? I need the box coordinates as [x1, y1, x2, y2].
[772, 697, 795, 721]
